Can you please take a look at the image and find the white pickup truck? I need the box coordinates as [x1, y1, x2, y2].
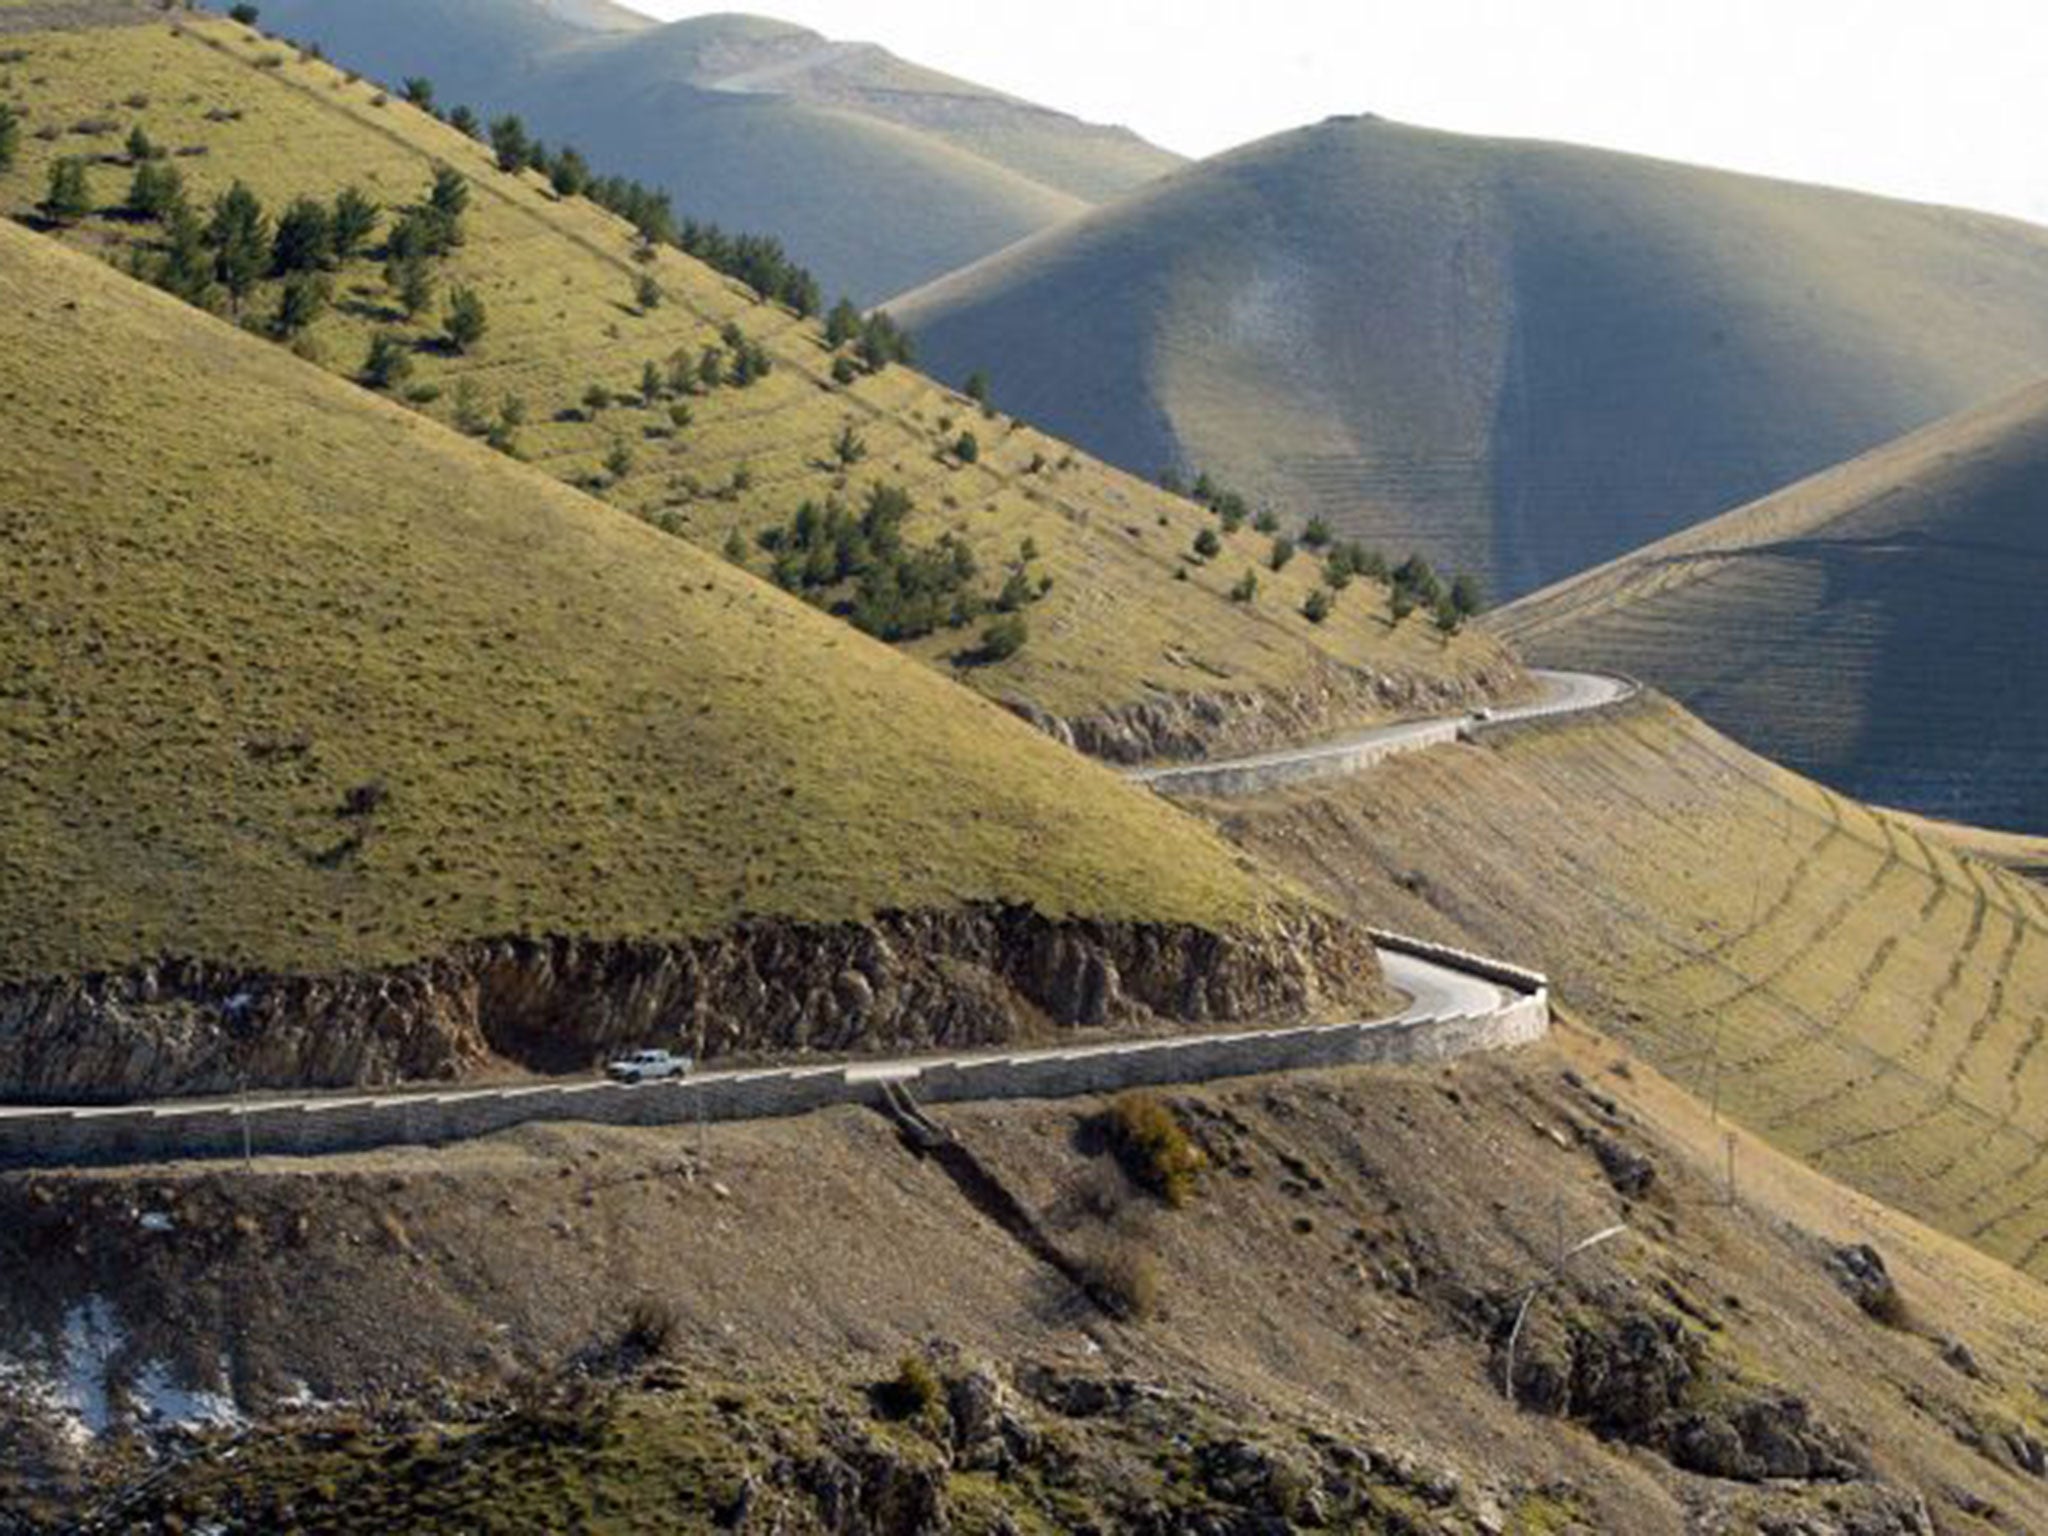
[605, 1049, 695, 1084]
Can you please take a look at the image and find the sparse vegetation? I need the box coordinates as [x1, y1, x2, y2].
[443, 285, 487, 353]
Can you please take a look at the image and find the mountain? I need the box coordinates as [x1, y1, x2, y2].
[217, 0, 1184, 300]
[0, 10, 1519, 767]
[891, 115, 2048, 601]
[0, 215, 1387, 1098]
[1495, 379, 2048, 831]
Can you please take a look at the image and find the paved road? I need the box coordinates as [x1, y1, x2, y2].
[1129, 668, 1634, 797]
[0, 672, 1627, 1139]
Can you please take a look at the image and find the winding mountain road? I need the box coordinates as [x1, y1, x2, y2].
[0, 671, 1632, 1166]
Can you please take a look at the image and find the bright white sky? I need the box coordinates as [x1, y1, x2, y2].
[638, 0, 2048, 224]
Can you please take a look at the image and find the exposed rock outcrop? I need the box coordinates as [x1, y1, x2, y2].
[0, 905, 1384, 1102]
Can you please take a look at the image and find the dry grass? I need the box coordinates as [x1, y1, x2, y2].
[0, 221, 1296, 983]
[0, 13, 1516, 737]
[1213, 695, 2048, 1279]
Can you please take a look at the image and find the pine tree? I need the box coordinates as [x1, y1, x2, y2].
[1192, 527, 1221, 560]
[1269, 535, 1296, 572]
[447, 105, 479, 139]
[1230, 568, 1260, 604]
[228, 3, 259, 25]
[963, 371, 990, 408]
[361, 331, 413, 391]
[488, 115, 530, 174]
[205, 181, 269, 310]
[152, 201, 216, 307]
[444, 286, 488, 353]
[272, 271, 330, 337]
[387, 253, 435, 320]
[1302, 588, 1333, 624]
[954, 431, 980, 464]
[40, 158, 92, 226]
[125, 124, 160, 163]
[127, 159, 185, 222]
[401, 77, 435, 111]
[331, 186, 379, 260]
[834, 424, 867, 467]
[548, 146, 590, 199]
[271, 196, 333, 274]
[634, 272, 663, 311]
[640, 360, 664, 405]
[0, 104, 18, 175]
[825, 297, 862, 348]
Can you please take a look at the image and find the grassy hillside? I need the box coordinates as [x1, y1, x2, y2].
[1495, 380, 2048, 832]
[1212, 695, 2048, 1282]
[0, 13, 1514, 751]
[0, 217, 1306, 986]
[210, 1, 1183, 300]
[892, 115, 2048, 601]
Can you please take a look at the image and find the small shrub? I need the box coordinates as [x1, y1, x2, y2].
[1104, 1091, 1206, 1206]
[1269, 535, 1296, 572]
[1191, 526, 1221, 561]
[361, 331, 413, 391]
[1303, 587, 1333, 624]
[228, 3, 260, 24]
[443, 286, 488, 353]
[634, 272, 662, 312]
[977, 613, 1027, 663]
[1301, 515, 1333, 549]
[953, 430, 979, 464]
[622, 1296, 678, 1358]
[831, 355, 859, 386]
[1080, 1230, 1159, 1320]
[1229, 568, 1259, 604]
[877, 1354, 944, 1421]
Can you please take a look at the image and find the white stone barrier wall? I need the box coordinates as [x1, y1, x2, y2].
[0, 937, 1549, 1169]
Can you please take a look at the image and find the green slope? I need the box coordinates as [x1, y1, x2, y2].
[1496, 379, 2048, 832]
[892, 115, 2048, 600]
[212, 1, 1183, 300]
[0, 218, 1289, 983]
[0, 14, 1517, 756]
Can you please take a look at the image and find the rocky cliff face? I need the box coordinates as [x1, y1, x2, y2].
[1010, 657, 1529, 765]
[0, 906, 1385, 1102]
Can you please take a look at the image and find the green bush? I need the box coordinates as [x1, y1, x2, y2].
[1303, 588, 1333, 624]
[41, 157, 92, 226]
[954, 430, 980, 464]
[878, 1354, 944, 1421]
[978, 613, 1027, 662]
[1105, 1091, 1206, 1206]
[360, 331, 413, 391]
[1192, 526, 1221, 561]
[444, 286, 488, 353]
[1229, 568, 1259, 604]
[1269, 535, 1296, 572]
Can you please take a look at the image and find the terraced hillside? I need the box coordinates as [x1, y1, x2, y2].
[1497, 380, 2048, 832]
[0, 11, 1517, 758]
[892, 115, 2048, 599]
[1209, 695, 2048, 1282]
[0, 217, 1398, 1104]
[214, 0, 1184, 299]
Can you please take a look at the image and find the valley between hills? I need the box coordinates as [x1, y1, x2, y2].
[2, 3, 2048, 1534]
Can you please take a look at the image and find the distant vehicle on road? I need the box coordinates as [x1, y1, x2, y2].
[1471, 706, 1496, 722]
[606, 1049, 695, 1083]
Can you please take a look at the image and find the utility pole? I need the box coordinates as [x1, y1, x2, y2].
[1503, 1216, 1629, 1407]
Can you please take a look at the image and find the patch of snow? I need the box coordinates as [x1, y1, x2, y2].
[0, 1297, 244, 1446]
[137, 1210, 175, 1234]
